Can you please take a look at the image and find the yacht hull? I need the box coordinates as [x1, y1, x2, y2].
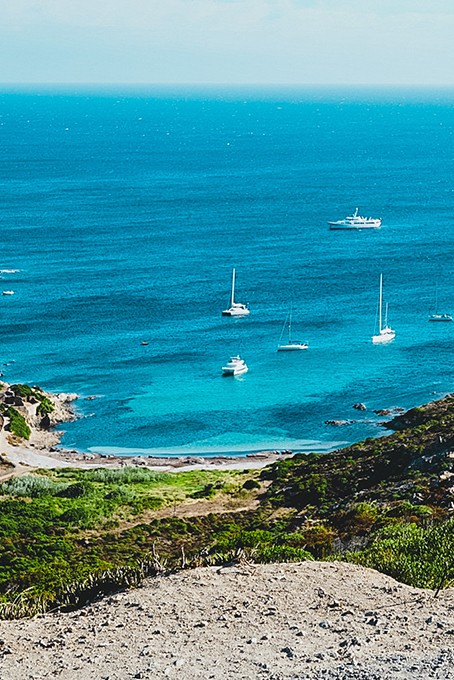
[328, 222, 381, 230]
[277, 343, 308, 351]
[222, 366, 248, 376]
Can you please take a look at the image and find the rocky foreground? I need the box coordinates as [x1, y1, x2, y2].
[0, 562, 453, 680]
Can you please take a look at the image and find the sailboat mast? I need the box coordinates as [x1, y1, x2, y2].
[288, 303, 293, 342]
[231, 268, 236, 307]
[378, 273, 383, 332]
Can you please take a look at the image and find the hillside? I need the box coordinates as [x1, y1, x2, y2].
[0, 388, 453, 621]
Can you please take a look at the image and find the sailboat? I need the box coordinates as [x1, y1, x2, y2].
[371, 273, 395, 344]
[277, 305, 308, 351]
[429, 285, 452, 322]
[221, 268, 250, 316]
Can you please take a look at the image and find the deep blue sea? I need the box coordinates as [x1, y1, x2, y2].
[1, 86, 454, 457]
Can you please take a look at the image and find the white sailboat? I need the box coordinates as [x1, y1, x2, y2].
[277, 305, 308, 351]
[221, 268, 249, 316]
[429, 285, 452, 322]
[371, 274, 395, 344]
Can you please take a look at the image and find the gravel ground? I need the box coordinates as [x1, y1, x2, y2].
[0, 562, 453, 680]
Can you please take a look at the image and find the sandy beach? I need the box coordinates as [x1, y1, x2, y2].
[0, 385, 283, 475]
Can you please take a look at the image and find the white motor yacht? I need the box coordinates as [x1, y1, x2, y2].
[222, 355, 248, 376]
[328, 208, 381, 230]
[222, 268, 250, 316]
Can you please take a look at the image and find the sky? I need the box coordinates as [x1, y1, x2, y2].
[1, 0, 454, 86]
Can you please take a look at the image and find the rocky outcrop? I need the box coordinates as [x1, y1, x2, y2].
[352, 402, 367, 411]
[0, 382, 77, 446]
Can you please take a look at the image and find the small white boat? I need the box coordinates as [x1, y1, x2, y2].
[371, 274, 395, 344]
[429, 285, 452, 322]
[277, 305, 308, 351]
[222, 268, 249, 317]
[328, 208, 381, 230]
[2, 290, 14, 296]
[222, 355, 248, 376]
[429, 313, 453, 322]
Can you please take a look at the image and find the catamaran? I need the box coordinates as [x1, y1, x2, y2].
[277, 305, 308, 351]
[371, 274, 395, 344]
[222, 268, 249, 316]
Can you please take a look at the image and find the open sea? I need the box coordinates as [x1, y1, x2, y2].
[1, 86, 454, 457]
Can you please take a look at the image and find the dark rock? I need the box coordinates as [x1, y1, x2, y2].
[4, 395, 24, 406]
[281, 646, 295, 659]
[353, 403, 367, 411]
[40, 414, 51, 430]
[325, 420, 351, 426]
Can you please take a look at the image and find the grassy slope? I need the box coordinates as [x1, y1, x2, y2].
[0, 396, 453, 617]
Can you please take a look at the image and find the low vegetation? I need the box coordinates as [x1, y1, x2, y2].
[0, 406, 31, 440]
[0, 394, 453, 618]
[9, 384, 55, 416]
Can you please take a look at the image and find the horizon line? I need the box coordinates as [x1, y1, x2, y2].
[1, 82, 454, 89]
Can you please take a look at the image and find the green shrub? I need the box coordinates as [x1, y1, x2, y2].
[252, 544, 313, 563]
[344, 519, 454, 589]
[1, 407, 31, 440]
[36, 398, 55, 416]
[10, 384, 55, 414]
[82, 467, 167, 484]
[1, 475, 67, 498]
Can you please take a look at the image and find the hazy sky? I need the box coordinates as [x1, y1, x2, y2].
[1, 0, 454, 85]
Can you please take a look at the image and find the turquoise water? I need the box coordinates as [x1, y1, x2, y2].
[1, 87, 454, 456]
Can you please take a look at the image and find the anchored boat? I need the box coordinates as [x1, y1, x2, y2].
[328, 208, 381, 230]
[222, 268, 249, 317]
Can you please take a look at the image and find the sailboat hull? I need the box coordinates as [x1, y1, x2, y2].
[277, 343, 308, 351]
[429, 314, 452, 322]
[221, 307, 250, 316]
[371, 330, 395, 344]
